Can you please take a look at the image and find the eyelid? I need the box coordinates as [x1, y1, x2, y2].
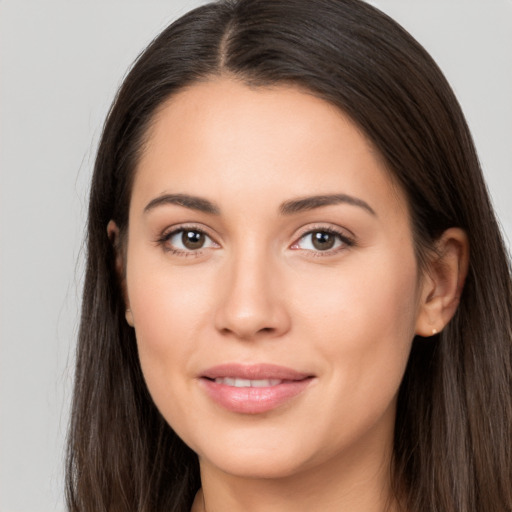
[158, 222, 216, 239]
[293, 223, 355, 241]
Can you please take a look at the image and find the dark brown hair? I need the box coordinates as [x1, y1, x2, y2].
[67, 1, 512, 510]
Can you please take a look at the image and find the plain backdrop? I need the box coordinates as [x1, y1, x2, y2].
[0, 1, 510, 511]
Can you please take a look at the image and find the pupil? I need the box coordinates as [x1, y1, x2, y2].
[182, 230, 205, 249]
[312, 231, 335, 250]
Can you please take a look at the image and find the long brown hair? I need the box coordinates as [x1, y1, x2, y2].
[67, 1, 512, 510]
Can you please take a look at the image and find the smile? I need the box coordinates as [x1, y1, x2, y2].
[199, 364, 315, 414]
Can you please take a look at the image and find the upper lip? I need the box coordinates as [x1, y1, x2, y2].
[200, 363, 313, 381]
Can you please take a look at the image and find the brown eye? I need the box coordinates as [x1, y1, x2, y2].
[292, 228, 353, 253]
[182, 230, 205, 250]
[311, 231, 336, 250]
[163, 228, 218, 254]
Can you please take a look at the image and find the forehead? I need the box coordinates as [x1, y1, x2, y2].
[132, 77, 408, 221]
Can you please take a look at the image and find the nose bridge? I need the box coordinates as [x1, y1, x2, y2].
[215, 238, 289, 339]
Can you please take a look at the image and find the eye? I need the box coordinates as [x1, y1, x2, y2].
[291, 228, 353, 253]
[162, 228, 219, 253]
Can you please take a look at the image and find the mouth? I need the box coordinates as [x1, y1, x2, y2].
[199, 363, 315, 414]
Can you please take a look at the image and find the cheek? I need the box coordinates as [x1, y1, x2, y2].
[125, 248, 217, 402]
[127, 233, 216, 332]
[296, 249, 418, 336]
[285, 252, 419, 454]
[293, 247, 419, 399]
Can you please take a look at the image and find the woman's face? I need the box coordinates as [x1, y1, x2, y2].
[123, 78, 426, 480]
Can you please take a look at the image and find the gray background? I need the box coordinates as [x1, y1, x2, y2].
[0, 1, 510, 510]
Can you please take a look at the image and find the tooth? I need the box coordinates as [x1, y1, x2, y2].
[251, 379, 283, 387]
[251, 379, 270, 387]
[213, 378, 285, 387]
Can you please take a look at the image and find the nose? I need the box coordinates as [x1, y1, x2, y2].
[214, 249, 291, 341]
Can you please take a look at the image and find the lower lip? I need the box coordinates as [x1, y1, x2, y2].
[200, 378, 313, 414]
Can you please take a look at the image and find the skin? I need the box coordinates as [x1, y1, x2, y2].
[110, 78, 468, 512]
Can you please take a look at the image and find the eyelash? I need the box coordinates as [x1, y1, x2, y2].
[156, 225, 355, 257]
[291, 226, 355, 256]
[156, 224, 219, 257]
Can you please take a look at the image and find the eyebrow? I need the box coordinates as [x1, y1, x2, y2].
[279, 194, 376, 216]
[143, 192, 376, 217]
[144, 193, 220, 215]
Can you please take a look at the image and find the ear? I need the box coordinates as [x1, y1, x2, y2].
[415, 228, 469, 337]
[107, 220, 134, 327]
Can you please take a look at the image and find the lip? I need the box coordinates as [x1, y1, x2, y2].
[201, 363, 311, 381]
[199, 363, 315, 414]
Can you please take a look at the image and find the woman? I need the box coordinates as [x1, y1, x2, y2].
[66, 0, 512, 510]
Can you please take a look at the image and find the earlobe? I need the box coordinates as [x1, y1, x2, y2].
[107, 220, 133, 325]
[415, 228, 469, 337]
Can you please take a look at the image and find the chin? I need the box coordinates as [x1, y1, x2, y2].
[204, 451, 311, 480]
[192, 429, 322, 480]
